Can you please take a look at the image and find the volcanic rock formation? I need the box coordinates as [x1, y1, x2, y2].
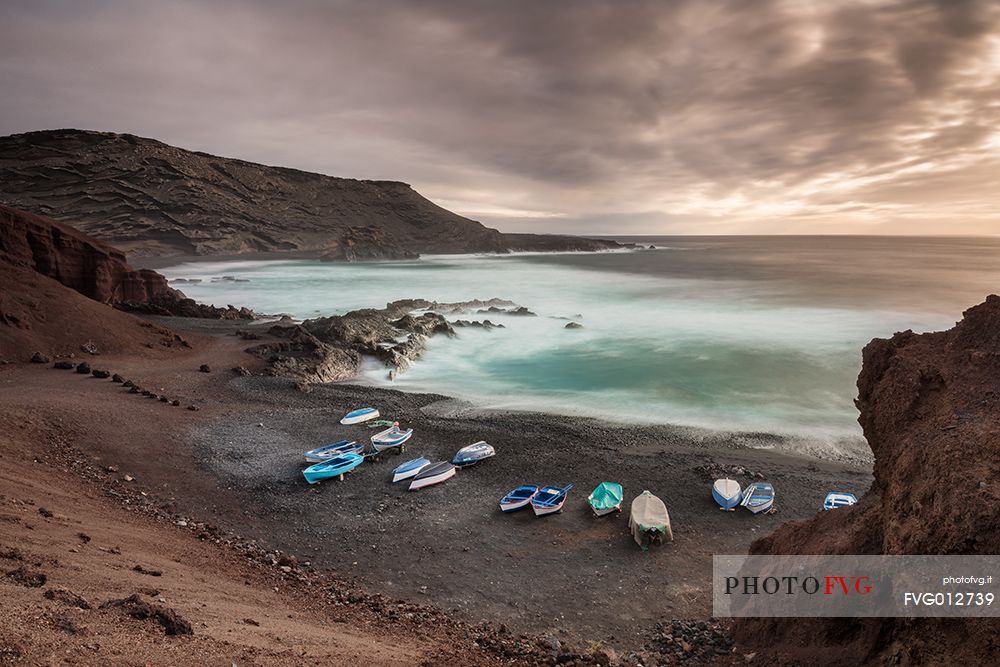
[734, 295, 1000, 665]
[0, 129, 621, 259]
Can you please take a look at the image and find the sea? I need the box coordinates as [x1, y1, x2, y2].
[159, 236, 1000, 449]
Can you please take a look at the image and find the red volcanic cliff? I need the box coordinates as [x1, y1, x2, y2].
[0, 204, 171, 305]
[734, 296, 1000, 665]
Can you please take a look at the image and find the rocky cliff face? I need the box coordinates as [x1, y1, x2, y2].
[0, 204, 252, 319]
[0, 129, 619, 259]
[734, 296, 1000, 665]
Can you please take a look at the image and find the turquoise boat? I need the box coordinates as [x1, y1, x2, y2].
[303, 452, 364, 484]
[588, 482, 624, 516]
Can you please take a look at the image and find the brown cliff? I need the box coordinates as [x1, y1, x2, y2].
[734, 296, 1000, 665]
[0, 129, 621, 260]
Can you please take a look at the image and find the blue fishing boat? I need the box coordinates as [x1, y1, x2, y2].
[392, 457, 430, 483]
[499, 485, 538, 513]
[370, 425, 413, 453]
[452, 441, 495, 466]
[302, 452, 364, 484]
[531, 484, 574, 516]
[712, 478, 742, 510]
[823, 492, 857, 510]
[740, 482, 775, 514]
[340, 407, 380, 425]
[303, 440, 363, 463]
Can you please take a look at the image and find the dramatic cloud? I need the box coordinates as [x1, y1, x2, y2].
[1, 0, 999, 234]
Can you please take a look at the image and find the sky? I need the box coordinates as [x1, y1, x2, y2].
[2, 0, 1000, 235]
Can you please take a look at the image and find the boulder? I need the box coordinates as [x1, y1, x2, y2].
[198, 364, 211, 373]
[75, 362, 91, 374]
[53, 360, 74, 370]
[30, 352, 49, 363]
[91, 369, 110, 379]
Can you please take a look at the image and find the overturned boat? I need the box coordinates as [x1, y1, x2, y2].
[452, 441, 495, 467]
[629, 490, 672, 550]
[588, 482, 624, 516]
[740, 481, 775, 514]
[408, 461, 456, 491]
[340, 407, 380, 425]
[304, 440, 363, 463]
[391, 457, 430, 483]
[499, 485, 538, 513]
[712, 478, 742, 510]
[302, 452, 364, 484]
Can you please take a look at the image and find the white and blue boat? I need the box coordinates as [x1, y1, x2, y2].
[392, 457, 430, 483]
[370, 425, 413, 453]
[340, 407, 380, 425]
[302, 452, 364, 484]
[740, 482, 775, 514]
[823, 492, 857, 510]
[499, 485, 538, 512]
[304, 440, 363, 463]
[531, 484, 573, 516]
[452, 441, 495, 467]
[712, 478, 742, 510]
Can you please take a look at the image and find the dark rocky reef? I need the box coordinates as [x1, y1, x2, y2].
[734, 296, 1000, 665]
[0, 129, 620, 259]
[0, 204, 251, 320]
[249, 298, 518, 383]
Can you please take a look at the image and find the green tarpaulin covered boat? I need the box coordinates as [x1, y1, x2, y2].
[588, 482, 624, 516]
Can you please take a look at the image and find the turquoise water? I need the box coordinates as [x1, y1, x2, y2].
[159, 237, 1000, 441]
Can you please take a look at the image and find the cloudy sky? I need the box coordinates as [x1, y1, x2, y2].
[2, 0, 999, 235]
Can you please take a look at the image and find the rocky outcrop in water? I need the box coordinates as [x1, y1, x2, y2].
[734, 295, 1000, 665]
[249, 298, 524, 383]
[0, 129, 622, 259]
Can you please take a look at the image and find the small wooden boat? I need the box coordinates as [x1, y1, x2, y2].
[740, 482, 775, 514]
[340, 407, 379, 425]
[499, 485, 538, 513]
[712, 478, 742, 510]
[823, 491, 857, 510]
[392, 457, 430, 483]
[302, 453, 364, 484]
[370, 425, 413, 453]
[531, 484, 573, 516]
[588, 482, 624, 516]
[408, 461, 456, 490]
[303, 440, 362, 463]
[452, 441, 495, 466]
[629, 490, 672, 550]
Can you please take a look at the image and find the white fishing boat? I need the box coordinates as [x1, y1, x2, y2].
[391, 457, 430, 483]
[740, 482, 775, 514]
[370, 424, 413, 454]
[823, 491, 857, 510]
[499, 485, 538, 513]
[340, 407, 379, 425]
[531, 484, 573, 516]
[712, 478, 742, 510]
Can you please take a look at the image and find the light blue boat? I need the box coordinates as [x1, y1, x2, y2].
[452, 441, 495, 466]
[740, 482, 775, 514]
[340, 407, 379, 425]
[303, 452, 364, 484]
[499, 485, 538, 513]
[304, 440, 362, 463]
[823, 492, 857, 510]
[392, 457, 430, 483]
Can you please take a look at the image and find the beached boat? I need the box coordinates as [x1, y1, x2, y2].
[408, 461, 456, 490]
[588, 482, 624, 516]
[303, 440, 363, 463]
[302, 452, 364, 484]
[531, 484, 573, 516]
[712, 478, 742, 510]
[823, 491, 857, 510]
[340, 407, 380, 425]
[740, 481, 775, 514]
[391, 457, 430, 483]
[499, 485, 538, 513]
[452, 441, 495, 466]
[370, 425, 413, 453]
[629, 490, 672, 550]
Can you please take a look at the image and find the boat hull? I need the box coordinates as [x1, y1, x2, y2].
[302, 454, 364, 484]
[408, 466, 456, 490]
[590, 504, 621, 517]
[452, 441, 496, 466]
[532, 500, 566, 516]
[500, 498, 532, 512]
[712, 479, 742, 510]
[340, 408, 379, 425]
[392, 458, 430, 483]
